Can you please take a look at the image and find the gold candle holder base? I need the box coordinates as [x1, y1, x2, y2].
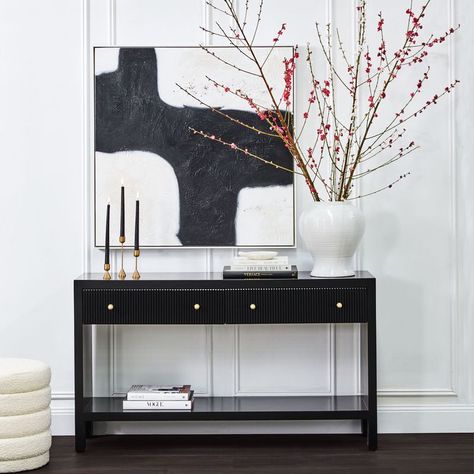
[132, 249, 141, 280]
[103, 263, 111, 280]
[118, 237, 126, 280]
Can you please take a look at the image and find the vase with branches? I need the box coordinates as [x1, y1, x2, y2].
[182, 0, 459, 276]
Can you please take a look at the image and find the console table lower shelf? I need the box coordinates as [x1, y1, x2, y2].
[84, 395, 369, 422]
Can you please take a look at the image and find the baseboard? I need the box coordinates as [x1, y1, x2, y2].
[51, 402, 474, 436]
[378, 405, 474, 433]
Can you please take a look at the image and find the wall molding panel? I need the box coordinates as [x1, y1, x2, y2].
[234, 325, 334, 396]
[0, 0, 469, 437]
[80, 0, 472, 435]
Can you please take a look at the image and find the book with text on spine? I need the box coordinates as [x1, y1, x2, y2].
[126, 384, 191, 401]
[229, 265, 291, 271]
[123, 399, 193, 410]
[223, 265, 298, 279]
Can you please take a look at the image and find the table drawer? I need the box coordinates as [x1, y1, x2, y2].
[226, 287, 369, 324]
[82, 288, 226, 324]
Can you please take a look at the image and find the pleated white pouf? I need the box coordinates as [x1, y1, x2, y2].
[0, 359, 51, 472]
[0, 409, 51, 439]
[0, 360, 50, 395]
[0, 387, 51, 417]
[0, 453, 49, 474]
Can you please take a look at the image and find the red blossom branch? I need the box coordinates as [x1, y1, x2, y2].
[181, 0, 459, 202]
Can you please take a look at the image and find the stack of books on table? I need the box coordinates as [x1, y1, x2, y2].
[223, 255, 298, 279]
[122, 385, 193, 410]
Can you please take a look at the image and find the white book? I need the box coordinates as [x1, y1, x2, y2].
[127, 384, 191, 401]
[229, 265, 291, 271]
[123, 399, 193, 410]
[232, 257, 289, 265]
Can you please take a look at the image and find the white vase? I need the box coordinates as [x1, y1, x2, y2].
[299, 202, 365, 277]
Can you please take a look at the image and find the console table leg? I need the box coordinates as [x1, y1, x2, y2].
[367, 281, 378, 451]
[75, 421, 86, 452]
[361, 419, 368, 436]
[74, 287, 86, 452]
[368, 418, 377, 450]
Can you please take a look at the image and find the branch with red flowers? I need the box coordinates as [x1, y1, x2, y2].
[181, 0, 459, 201]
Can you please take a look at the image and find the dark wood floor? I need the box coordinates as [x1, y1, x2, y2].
[38, 434, 473, 474]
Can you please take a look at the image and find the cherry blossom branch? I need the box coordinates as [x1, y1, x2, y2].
[175, 83, 278, 138]
[352, 142, 419, 179]
[189, 127, 302, 175]
[250, 0, 264, 45]
[204, 1, 231, 18]
[184, 0, 459, 202]
[342, 0, 433, 199]
[200, 45, 260, 77]
[345, 173, 411, 200]
[337, 0, 366, 200]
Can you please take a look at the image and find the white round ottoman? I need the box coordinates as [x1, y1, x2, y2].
[0, 359, 51, 472]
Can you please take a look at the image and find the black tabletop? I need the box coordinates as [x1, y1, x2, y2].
[75, 271, 374, 281]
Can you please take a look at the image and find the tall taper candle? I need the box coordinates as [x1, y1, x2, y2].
[120, 181, 125, 239]
[134, 193, 139, 251]
[105, 199, 110, 264]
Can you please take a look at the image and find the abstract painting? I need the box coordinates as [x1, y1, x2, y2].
[94, 47, 295, 247]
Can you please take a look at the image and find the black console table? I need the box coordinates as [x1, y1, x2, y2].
[74, 271, 377, 451]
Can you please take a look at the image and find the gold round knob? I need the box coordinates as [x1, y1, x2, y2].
[336, 302, 343, 309]
[249, 303, 256, 310]
[194, 303, 200, 310]
[107, 304, 114, 311]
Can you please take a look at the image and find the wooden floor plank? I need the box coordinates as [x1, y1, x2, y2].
[37, 434, 473, 474]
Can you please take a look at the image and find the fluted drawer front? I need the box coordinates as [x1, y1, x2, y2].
[82, 289, 226, 324]
[226, 287, 369, 324]
[82, 287, 369, 325]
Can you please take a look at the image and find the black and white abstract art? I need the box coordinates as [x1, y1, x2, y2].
[94, 47, 295, 247]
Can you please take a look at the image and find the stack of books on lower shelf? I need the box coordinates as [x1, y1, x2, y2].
[223, 255, 298, 279]
[122, 385, 193, 410]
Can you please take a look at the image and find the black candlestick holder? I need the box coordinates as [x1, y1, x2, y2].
[132, 249, 140, 280]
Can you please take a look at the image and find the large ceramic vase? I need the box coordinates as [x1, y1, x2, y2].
[299, 202, 365, 277]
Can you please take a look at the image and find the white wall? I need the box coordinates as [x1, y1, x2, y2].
[0, 0, 473, 435]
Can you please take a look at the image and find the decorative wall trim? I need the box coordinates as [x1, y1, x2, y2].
[234, 325, 334, 396]
[447, 0, 460, 400]
[111, 326, 214, 396]
[108, 0, 116, 45]
[51, 392, 75, 401]
[361, 0, 460, 398]
[378, 389, 458, 398]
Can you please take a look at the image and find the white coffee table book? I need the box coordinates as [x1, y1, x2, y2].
[123, 384, 193, 410]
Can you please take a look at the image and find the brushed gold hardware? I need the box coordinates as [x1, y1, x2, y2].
[103, 263, 111, 280]
[107, 304, 114, 310]
[336, 302, 343, 309]
[132, 249, 141, 280]
[250, 303, 256, 310]
[118, 238, 126, 280]
[194, 303, 200, 310]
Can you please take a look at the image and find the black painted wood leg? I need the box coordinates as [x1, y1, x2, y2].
[367, 282, 378, 451]
[75, 420, 86, 452]
[368, 418, 378, 450]
[74, 286, 86, 452]
[361, 419, 368, 436]
[85, 421, 93, 439]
